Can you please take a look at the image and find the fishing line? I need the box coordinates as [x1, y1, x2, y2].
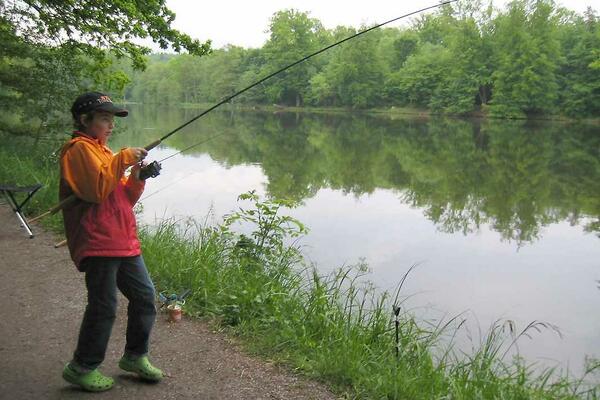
[140, 169, 202, 201]
[139, 136, 225, 201]
[158, 135, 216, 163]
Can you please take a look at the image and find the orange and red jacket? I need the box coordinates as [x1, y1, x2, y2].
[59, 131, 145, 270]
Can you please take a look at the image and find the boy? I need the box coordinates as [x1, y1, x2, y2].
[60, 92, 162, 392]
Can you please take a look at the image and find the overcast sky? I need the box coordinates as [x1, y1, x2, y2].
[165, 0, 597, 49]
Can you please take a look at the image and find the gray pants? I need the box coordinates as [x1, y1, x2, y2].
[72, 256, 156, 371]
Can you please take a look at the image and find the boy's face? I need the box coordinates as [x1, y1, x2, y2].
[83, 111, 115, 144]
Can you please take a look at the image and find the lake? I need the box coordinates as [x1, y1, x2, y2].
[113, 105, 600, 376]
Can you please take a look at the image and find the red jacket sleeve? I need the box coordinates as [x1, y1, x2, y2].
[123, 174, 146, 205]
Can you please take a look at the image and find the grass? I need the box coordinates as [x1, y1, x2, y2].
[2, 134, 598, 399]
[139, 204, 599, 399]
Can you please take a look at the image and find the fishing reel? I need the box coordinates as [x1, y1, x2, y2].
[139, 160, 162, 180]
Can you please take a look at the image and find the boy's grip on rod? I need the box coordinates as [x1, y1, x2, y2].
[53, 160, 162, 248]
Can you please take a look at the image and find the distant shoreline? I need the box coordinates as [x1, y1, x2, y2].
[121, 101, 600, 124]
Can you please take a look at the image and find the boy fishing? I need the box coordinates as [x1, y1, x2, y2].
[60, 92, 162, 392]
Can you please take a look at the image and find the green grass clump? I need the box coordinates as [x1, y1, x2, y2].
[141, 192, 599, 399]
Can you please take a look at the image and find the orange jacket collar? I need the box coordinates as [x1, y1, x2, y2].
[72, 130, 99, 143]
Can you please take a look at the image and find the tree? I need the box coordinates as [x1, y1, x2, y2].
[556, 7, 600, 117]
[262, 9, 327, 106]
[0, 0, 211, 135]
[117, 1, 598, 119]
[309, 26, 385, 108]
[431, 14, 493, 114]
[384, 2, 493, 114]
[387, 43, 451, 108]
[391, 30, 420, 70]
[490, 0, 560, 117]
[1, 0, 210, 69]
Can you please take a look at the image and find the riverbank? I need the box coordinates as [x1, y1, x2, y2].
[121, 101, 600, 124]
[2, 137, 598, 398]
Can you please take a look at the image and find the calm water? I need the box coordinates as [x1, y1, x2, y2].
[113, 105, 600, 375]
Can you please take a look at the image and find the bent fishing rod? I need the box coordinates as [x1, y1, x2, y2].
[30, 0, 456, 224]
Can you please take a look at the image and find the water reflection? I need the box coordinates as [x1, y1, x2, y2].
[116, 106, 600, 246]
[112, 106, 600, 374]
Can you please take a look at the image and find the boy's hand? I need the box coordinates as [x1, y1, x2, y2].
[131, 147, 148, 161]
[131, 162, 145, 181]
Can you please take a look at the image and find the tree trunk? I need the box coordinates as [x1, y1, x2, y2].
[479, 86, 487, 105]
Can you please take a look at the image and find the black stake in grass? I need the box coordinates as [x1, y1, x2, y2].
[393, 305, 401, 359]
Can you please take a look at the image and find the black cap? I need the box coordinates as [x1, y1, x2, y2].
[71, 92, 128, 118]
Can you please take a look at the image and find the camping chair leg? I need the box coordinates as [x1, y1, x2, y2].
[15, 207, 34, 239]
[2, 191, 35, 238]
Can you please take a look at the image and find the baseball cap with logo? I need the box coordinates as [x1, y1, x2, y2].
[71, 91, 129, 118]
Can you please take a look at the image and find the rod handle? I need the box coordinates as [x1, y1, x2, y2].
[28, 195, 77, 223]
[28, 210, 51, 223]
[54, 239, 67, 248]
[144, 139, 162, 151]
[51, 195, 77, 213]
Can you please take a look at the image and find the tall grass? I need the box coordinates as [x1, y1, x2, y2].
[1, 139, 598, 398]
[141, 192, 599, 399]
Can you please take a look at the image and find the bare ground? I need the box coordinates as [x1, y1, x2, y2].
[0, 205, 338, 400]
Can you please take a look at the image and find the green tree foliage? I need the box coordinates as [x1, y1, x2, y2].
[557, 8, 600, 117]
[1, 0, 210, 69]
[490, 0, 560, 117]
[388, 43, 452, 108]
[309, 27, 385, 108]
[261, 10, 327, 106]
[124, 1, 598, 118]
[0, 0, 211, 135]
[390, 30, 420, 70]
[431, 15, 493, 114]
[129, 47, 259, 105]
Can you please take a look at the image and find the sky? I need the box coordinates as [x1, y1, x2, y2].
[165, 0, 597, 49]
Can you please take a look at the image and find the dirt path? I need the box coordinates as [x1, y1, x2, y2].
[0, 205, 337, 400]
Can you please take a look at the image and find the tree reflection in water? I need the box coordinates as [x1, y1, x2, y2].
[122, 106, 600, 246]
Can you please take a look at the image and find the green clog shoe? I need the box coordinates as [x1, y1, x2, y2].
[62, 363, 114, 392]
[118, 355, 163, 382]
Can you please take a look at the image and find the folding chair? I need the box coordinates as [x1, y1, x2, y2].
[0, 183, 43, 238]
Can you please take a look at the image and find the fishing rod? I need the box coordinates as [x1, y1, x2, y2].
[30, 0, 456, 224]
[148, 0, 458, 164]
